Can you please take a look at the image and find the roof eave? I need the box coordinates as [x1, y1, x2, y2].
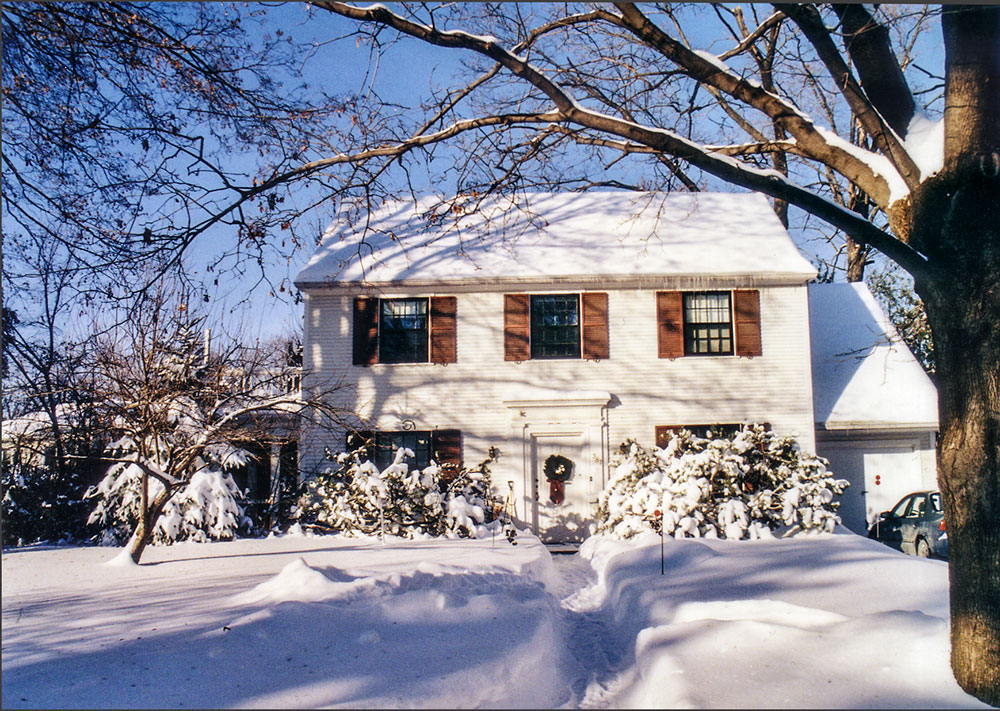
[295, 270, 817, 292]
[816, 420, 939, 432]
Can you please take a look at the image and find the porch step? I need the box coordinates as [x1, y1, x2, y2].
[544, 542, 581, 555]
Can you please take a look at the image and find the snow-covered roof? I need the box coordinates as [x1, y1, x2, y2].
[809, 283, 937, 431]
[295, 191, 817, 288]
[2, 404, 83, 442]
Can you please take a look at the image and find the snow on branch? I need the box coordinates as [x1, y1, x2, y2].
[312, 2, 930, 277]
[774, 4, 920, 189]
[609, 3, 908, 208]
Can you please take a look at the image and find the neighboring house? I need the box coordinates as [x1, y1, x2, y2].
[2, 367, 304, 531]
[808, 283, 938, 534]
[294, 191, 821, 542]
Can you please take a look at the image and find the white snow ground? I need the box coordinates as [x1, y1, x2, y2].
[1, 528, 988, 709]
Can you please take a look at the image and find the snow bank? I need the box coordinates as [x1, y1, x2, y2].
[578, 532, 987, 709]
[3, 530, 988, 709]
[2, 532, 568, 709]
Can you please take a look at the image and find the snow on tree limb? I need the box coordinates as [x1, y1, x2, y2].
[774, 4, 921, 189]
[609, 3, 905, 208]
[311, 1, 930, 278]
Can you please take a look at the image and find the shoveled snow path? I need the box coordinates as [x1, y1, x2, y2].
[550, 553, 627, 709]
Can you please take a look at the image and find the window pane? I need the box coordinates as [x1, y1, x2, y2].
[891, 496, 913, 518]
[380, 298, 428, 363]
[530, 295, 580, 359]
[683, 292, 733, 355]
[374, 431, 432, 470]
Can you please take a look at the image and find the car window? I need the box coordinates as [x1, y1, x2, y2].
[891, 496, 913, 518]
[907, 494, 927, 518]
[930, 492, 943, 513]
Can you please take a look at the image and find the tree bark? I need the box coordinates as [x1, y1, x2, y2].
[912, 13, 1000, 700]
[913, 166, 1000, 705]
[127, 484, 176, 564]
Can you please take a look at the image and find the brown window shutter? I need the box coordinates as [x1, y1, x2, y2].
[734, 289, 762, 357]
[353, 297, 379, 365]
[504, 294, 530, 361]
[430, 296, 457, 363]
[432, 429, 462, 468]
[656, 291, 684, 359]
[655, 426, 679, 449]
[581, 292, 610, 360]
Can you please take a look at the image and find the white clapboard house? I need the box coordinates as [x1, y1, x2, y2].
[294, 191, 937, 542]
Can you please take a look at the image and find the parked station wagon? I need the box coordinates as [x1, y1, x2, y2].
[868, 490, 948, 559]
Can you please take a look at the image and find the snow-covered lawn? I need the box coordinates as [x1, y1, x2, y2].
[1, 528, 987, 709]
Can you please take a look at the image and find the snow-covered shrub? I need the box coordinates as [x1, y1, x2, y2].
[596, 426, 849, 540]
[153, 468, 251, 543]
[1, 463, 91, 546]
[86, 460, 252, 545]
[295, 446, 496, 539]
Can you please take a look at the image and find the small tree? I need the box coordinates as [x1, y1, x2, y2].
[82, 285, 348, 563]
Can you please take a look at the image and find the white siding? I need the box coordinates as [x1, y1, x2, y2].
[300, 283, 816, 527]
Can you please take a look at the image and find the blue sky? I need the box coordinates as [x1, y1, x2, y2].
[179, 3, 945, 343]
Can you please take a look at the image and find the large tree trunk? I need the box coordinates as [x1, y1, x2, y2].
[910, 8, 1000, 702]
[912, 165, 1000, 709]
[920, 253, 1000, 705]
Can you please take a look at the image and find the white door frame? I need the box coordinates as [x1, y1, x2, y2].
[503, 388, 611, 540]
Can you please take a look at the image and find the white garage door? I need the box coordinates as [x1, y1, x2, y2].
[862, 448, 923, 526]
[818, 441, 924, 534]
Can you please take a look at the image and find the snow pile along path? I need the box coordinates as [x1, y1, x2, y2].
[576, 530, 987, 709]
[2, 532, 570, 709]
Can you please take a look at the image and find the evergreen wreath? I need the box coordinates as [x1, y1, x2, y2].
[543, 454, 574, 482]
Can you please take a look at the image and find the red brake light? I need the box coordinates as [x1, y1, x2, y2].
[939, 520, 946, 532]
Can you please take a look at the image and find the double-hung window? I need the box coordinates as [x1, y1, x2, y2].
[683, 292, 733, 355]
[379, 298, 428, 363]
[352, 296, 457, 365]
[530, 294, 581, 359]
[346, 429, 462, 470]
[503, 292, 609, 361]
[657, 289, 761, 358]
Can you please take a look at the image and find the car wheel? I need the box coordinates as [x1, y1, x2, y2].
[916, 538, 931, 558]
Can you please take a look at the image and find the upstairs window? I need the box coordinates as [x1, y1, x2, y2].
[530, 294, 580, 359]
[683, 292, 733, 355]
[353, 296, 457, 365]
[504, 292, 608, 361]
[657, 290, 761, 358]
[380, 299, 428, 363]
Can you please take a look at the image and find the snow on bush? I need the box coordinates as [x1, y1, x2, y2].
[596, 426, 849, 540]
[86, 461, 252, 545]
[295, 447, 495, 539]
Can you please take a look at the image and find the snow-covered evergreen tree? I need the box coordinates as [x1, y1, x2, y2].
[87, 445, 253, 545]
[597, 426, 849, 540]
[2, 460, 90, 546]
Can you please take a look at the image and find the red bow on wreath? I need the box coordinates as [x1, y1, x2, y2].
[543, 454, 574, 505]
